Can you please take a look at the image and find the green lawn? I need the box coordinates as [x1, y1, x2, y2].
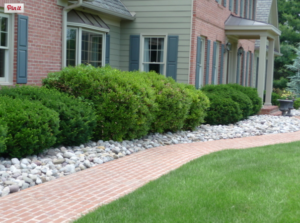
[74, 141, 300, 223]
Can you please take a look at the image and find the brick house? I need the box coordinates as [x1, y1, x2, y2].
[0, 0, 280, 107]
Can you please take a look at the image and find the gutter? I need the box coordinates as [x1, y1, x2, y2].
[61, 0, 83, 69]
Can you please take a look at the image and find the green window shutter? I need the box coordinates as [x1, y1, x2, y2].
[245, 52, 249, 86]
[235, 0, 239, 14]
[166, 35, 179, 81]
[223, 0, 227, 7]
[195, 37, 202, 89]
[17, 15, 29, 84]
[105, 34, 110, 65]
[129, 35, 140, 71]
[240, 0, 244, 17]
[212, 42, 217, 84]
[229, 0, 233, 11]
[205, 40, 211, 85]
[219, 44, 225, 84]
[245, 0, 248, 18]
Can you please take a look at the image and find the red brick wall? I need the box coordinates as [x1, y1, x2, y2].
[0, 0, 63, 85]
[190, 0, 255, 86]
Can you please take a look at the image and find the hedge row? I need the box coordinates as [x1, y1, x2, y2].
[43, 65, 210, 141]
[0, 86, 97, 158]
[201, 84, 262, 125]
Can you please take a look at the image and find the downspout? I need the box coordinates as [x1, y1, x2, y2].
[62, 0, 83, 69]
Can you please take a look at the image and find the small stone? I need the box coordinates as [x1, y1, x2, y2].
[36, 177, 42, 185]
[52, 159, 65, 165]
[63, 152, 74, 158]
[1, 187, 10, 197]
[84, 160, 91, 168]
[11, 158, 20, 165]
[9, 185, 19, 193]
[21, 183, 29, 190]
[79, 164, 86, 170]
[93, 158, 103, 164]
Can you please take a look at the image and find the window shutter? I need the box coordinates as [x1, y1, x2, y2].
[166, 35, 179, 81]
[229, 0, 233, 11]
[205, 40, 211, 85]
[17, 15, 28, 84]
[253, 0, 256, 19]
[245, 0, 248, 18]
[241, 51, 245, 85]
[129, 35, 140, 71]
[236, 52, 241, 84]
[223, 0, 227, 7]
[249, 52, 253, 87]
[245, 52, 249, 86]
[235, 0, 239, 14]
[195, 37, 202, 89]
[212, 42, 217, 84]
[240, 0, 244, 17]
[249, 0, 252, 19]
[219, 44, 225, 84]
[105, 34, 110, 65]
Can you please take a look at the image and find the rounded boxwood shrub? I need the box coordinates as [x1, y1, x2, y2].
[201, 84, 252, 119]
[181, 85, 210, 130]
[0, 86, 97, 146]
[294, 98, 300, 109]
[132, 71, 193, 133]
[227, 84, 262, 115]
[43, 65, 157, 141]
[204, 93, 242, 125]
[0, 120, 7, 154]
[0, 96, 60, 158]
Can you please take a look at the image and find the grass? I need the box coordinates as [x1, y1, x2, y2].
[74, 141, 300, 223]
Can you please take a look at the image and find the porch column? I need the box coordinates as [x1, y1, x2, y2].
[257, 34, 267, 101]
[264, 38, 275, 106]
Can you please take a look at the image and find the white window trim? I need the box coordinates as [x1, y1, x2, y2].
[199, 36, 206, 88]
[67, 26, 106, 67]
[140, 34, 168, 75]
[0, 11, 14, 85]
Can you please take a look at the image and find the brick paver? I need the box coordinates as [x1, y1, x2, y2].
[0, 125, 300, 222]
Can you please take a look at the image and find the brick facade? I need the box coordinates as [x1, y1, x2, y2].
[190, 0, 255, 86]
[0, 0, 63, 85]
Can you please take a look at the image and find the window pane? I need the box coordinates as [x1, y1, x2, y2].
[1, 18, 7, 32]
[158, 38, 164, 50]
[157, 50, 164, 62]
[0, 49, 5, 77]
[81, 31, 102, 67]
[150, 38, 157, 50]
[149, 64, 164, 74]
[66, 28, 77, 66]
[0, 32, 7, 47]
[150, 50, 157, 62]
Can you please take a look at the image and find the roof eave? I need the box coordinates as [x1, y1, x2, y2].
[225, 25, 281, 36]
[81, 2, 135, 20]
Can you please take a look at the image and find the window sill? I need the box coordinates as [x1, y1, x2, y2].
[0, 82, 14, 86]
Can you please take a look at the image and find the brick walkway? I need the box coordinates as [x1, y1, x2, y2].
[0, 129, 300, 223]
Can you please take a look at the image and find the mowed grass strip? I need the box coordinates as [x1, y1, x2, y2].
[74, 141, 300, 223]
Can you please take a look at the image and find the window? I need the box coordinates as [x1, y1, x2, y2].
[142, 36, 166, 75]
[0, 14, 9, 82]
[240, 0, 244, 17]
[66, 27, 105, 67]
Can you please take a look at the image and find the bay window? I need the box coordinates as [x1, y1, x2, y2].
[66, 27, 105, 67]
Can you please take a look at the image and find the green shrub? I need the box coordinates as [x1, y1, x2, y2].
[201, 84, 252, 119]
[0, 86, 97, 146]
[0, 96, 60, 158]
[133, 71, 193, 133]
[43, 65, 156, 141]
[182, 85, 210, 130]
[227, 84, 262, 115]
[0, 120, 7, 154]
[273, 77, 288, 90]
[204, 93, 242, 125]
[294, 98, 300, 109]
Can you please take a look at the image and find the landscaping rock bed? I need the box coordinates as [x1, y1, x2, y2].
[1, 112, 300, 197]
